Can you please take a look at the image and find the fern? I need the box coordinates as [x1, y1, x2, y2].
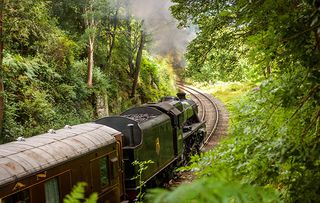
[63, 182, 98, 203]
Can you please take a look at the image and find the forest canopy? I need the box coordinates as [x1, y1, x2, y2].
[152, 0, 320, 202]
[0, 0, 178, 142]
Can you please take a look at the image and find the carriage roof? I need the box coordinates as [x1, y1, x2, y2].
[0, 123, 119, 186]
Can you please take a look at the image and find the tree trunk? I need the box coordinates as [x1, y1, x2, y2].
[87, 36, 94, 86]
[106, 9, 118, 65]
[126, 17, 134, 76]
[0, 0, 5, 137]
[84, 0, 95, 87]
[130, 30, 145, 98]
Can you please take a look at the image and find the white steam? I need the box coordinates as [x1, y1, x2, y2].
[128, 0, 195, 56]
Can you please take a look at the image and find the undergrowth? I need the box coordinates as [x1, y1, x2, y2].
[147, 82, 281, 202]
[149, 73, 319, 202]
[181, 74, 319, 202]
[64, 182, 97, 203]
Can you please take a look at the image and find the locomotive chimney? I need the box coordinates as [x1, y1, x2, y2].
[177, 92, 186, 100]
[127, 124, 135, 146]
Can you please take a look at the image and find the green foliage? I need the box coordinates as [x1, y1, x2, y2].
[184, 28, 250, 82]
[146, 175, 280, 203]
[64, 182, 97, 203]
[39, 29, 80, 69]
[131, 160, 154, 203]
[193, 82, 255, 107]
[182, 74, 320, 202]
[171, 0, 320, 82]
[0, 0, 177, 142]
[138, 53, 177, 103]
[1, 53, 95, 141]
[3, 0, 56, 54]
[2, 54, 55, 139]
[170, 1, 320, 202]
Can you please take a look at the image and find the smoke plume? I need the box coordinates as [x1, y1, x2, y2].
[128, 0, 195, 57]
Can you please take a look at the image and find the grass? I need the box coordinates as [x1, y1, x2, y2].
[193, 81, 255, 109]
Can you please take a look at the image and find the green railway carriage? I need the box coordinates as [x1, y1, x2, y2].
[0, 123, 124, 203]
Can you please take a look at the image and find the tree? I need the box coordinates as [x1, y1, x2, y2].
[84, 0, 97, 87]
[171, 0, 320, 81]
[0, 0, 54, 140]
[122, 1, 147, 99]
[105, 1, 119, 66]
[52, 0, 118, 87]
[131, 28, 145, 98]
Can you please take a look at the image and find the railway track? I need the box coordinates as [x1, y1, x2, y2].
[177, 83, 220, 150]
[166, 83, 229, 187]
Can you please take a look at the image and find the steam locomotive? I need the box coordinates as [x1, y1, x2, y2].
[0, 93, 206, 203]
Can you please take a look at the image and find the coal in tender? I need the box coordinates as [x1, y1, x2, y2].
[122, 114, 156, 122]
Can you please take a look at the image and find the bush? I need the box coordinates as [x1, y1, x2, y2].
[185, 71, 320, 202]
[138, 53, 177, 103]
[1, 54, 96, 142]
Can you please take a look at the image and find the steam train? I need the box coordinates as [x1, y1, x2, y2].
[0, 92, 206, 203]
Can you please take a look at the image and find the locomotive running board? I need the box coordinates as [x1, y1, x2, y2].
[182, 121, 206, 139]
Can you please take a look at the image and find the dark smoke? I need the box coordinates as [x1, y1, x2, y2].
[128, 0, 195, 57]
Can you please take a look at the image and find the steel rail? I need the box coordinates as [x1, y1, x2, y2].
[177, 83, 220, 146]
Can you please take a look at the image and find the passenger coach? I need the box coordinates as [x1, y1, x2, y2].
[0, 123, 124, 203]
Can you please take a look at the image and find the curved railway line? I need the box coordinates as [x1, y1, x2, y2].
[167, 83, 229, 187]
[177, 83, 223, 151]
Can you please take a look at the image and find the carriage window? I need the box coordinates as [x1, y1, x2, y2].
[2, 189, 30, 203]
[45, 178, 60, 203]
[99, 156, 109, 187]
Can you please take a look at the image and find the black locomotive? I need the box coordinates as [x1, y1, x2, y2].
[0, 93, 206, 203]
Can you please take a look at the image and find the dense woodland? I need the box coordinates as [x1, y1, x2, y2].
[147, 0, 320, 202]
[1, 0, 320, 202]
[0, 0, 176, 143]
